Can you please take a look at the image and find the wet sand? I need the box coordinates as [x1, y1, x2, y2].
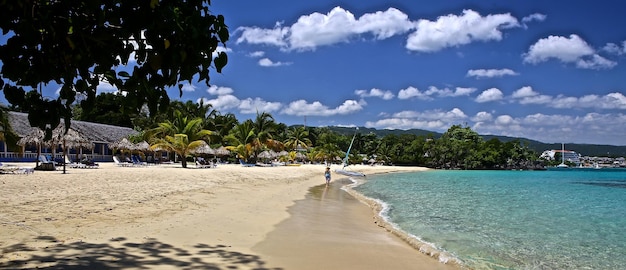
[254, 179, 456, 270]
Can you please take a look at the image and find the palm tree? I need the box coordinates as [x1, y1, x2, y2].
[224, 120, 256, 162]
[284, 126, 311, 151]
[251, 112, 281, 157]
[148, 110, 212, 168]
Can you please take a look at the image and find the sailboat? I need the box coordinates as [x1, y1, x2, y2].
[556, 143, 569, 168]
[334, 127, 366, 177]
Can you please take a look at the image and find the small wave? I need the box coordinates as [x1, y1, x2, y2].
[341, 181, 466, 268]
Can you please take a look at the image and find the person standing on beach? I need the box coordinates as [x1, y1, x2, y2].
[324, 167, 331, 185]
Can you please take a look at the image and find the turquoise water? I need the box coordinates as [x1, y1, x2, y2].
[354, 169, 626, 269]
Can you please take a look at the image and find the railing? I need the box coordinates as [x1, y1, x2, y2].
[0, 152, 114, 162]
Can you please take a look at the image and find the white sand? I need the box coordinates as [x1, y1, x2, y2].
[0, 162, 455, 269]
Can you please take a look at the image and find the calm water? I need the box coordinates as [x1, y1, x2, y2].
[354, 169, 626, 269]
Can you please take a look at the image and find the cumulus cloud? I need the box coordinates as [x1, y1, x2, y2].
[398, 86, 430, 100]
[355, 88, 395, 100]
[551, 92, 626, 110]
[201, 95, 241, 111]
[521, 13, 547, 23]
[603, 41, 626, 55]
[365, 108, 467, 131]
[258, 58, 292, 67]
[239, 97, 283, 113]
[207, 85, 234, 96]
[282, 99, 364, 116]
[511, 86, 552, 105]
[406, 9, 519, 52]
[475, 88, 503, 103]
[470, 112, 626, 145]
[248, 51, 265, 57]
[180, 83, 196, 92]
[237, 7, 413, 51]
[471, 111, 493, 122]
[467, 68, 519, 78]
[523, 34, 616, 69]
[397, 86, 475, 100]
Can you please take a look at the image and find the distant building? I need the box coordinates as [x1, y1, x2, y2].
[540, 149, 581, 166]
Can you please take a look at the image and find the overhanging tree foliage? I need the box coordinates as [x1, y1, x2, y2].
[0, 0, 228, 139]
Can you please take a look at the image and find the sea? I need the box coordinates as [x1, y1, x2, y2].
[352, 169, 626, 270]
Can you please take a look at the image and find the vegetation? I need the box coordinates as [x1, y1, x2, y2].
[0, 0, 228, 139]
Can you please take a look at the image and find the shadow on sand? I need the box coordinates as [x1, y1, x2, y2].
[1, 235, 282, 270]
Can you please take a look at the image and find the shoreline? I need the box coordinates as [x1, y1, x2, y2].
[1, 162, 453, 269]
[341, 174, 464, 267]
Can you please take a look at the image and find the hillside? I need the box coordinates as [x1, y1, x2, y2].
[327, 126, 626, 157]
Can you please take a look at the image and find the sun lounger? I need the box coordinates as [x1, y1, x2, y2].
[239, 159, 255, 167]
[113, 156, 133, 167]
[0, 162, 34, 174]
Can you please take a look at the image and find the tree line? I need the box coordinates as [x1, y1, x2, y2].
[2, 92, 541, 169]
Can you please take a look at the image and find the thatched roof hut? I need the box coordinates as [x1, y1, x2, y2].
[8, 112, 137, 144]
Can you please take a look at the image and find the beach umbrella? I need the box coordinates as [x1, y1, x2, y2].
[214, 146, 231, 156]
[49, 126, 93, 174]
[191, 144, 215, 155]
[17, 129, 46, 167]
[278, 150, 289, 157]
[133, 141, 151, 151]
[109, 138, 134, 151]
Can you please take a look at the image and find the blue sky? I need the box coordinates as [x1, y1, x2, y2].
[3, 0, 626, 145]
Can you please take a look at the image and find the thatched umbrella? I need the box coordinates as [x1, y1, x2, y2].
[133, 141, 151, 151]
[109, 138, 134, 152]
[214, 146, 231, 156]
[17, 129, 46, 167]
[50, 126, 93, 174]
[191, 144, 214, 155]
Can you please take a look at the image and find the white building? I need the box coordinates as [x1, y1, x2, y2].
[540, 149, 581, 166]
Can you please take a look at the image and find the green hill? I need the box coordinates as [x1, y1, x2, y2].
[326, 126, 626, 157]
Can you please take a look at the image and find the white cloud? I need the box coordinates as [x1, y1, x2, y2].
[282, 99, 364, 116]
[258, 58, 292, 67]
[471, 112, 626, 145]
[471, 111, 493, 122]
[180, 83, 196, 92]
[406, 9, 519, 52]
[237, 7, 414, 51]
[207, 85, 234, 96]
[239, 97, 283, 114]
[602, 41, 626, 55]
[366, 108, 467, 131]
[550, 92, 626, 110]
[365, 118, 447, 130]
[467, 68, 519, 78]
[236, 22, 290, 47]
[397, 86, 475, 100]
[523, 34, 616, 69]
[511, 86, 552, 105]
[475, 88, 503, 103]
[202, 95, 240, 111]
[355, 88, 395, 100]
[522, 13, 547, 23]
[248, 51, 265, 58]
[397, 86, 430, 100]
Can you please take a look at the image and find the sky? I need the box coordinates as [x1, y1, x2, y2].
[2, 0, 626, 145]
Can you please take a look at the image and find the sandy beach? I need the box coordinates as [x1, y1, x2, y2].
[1, 162, 456, 269]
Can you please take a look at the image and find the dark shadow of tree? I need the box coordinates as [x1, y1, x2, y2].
[1, 235, 282, 270]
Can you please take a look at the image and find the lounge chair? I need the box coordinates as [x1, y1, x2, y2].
[36, 155, 57, 171]
[0, 162, 34, 174]
[131, 155, 147, 166]
[113, 156, 133, 167]
[239, 159, 255, 167]
[65, 155, 87, 169]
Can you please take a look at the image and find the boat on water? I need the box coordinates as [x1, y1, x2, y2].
[334, 127, 366, 177]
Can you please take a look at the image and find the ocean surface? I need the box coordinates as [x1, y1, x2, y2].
[353, 169, 626, 270]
